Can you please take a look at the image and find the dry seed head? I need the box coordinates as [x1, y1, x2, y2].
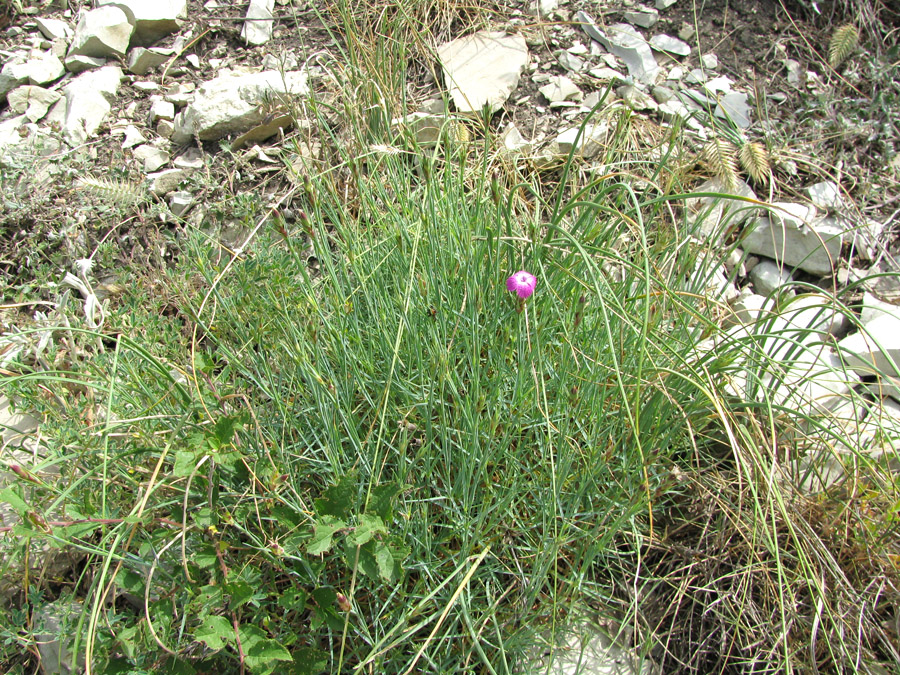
[702, 138, 739, 190]
[828, 24, 859, 69]
[739, 141, 770, 185]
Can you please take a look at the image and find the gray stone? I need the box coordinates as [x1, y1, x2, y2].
[133, 144, 169, 172]
[438, 31, 528, 114]
[126, 46, 171, 75]
[741, 203, 843, 276]
[67, 5, 133, 60]
[35, 17, 73, 41]
[523, 619, 654, 674]
[241, 0, 276, 45]
[64, 54, 107, 73]
[36, 601, 85, 675]
[169, 190, 193, 217]
[149, 98, 175, 122]
[528, 0, 559, 16]
[684, 177, 758, 242]
[727, 290, 768, 326]
[173, 147, 204, 170]
[839, 315, 900, 380]
[860, 292, 900, 327]
[649, 33, 690, 56]
[651, 85, 676, 103]
[782, 293, 850, 337]
[656, 0, 678, 8]
[805, 181, 843, 211]
[147, 168, 186, 195]
[701, 53, 718, 69]
[97, 0, 187, 46]
[170, 68, 309, 143]
[62, 66, 124, 145]
[624, 5, 659, 29]
[750, 259, 793, 297]
[589, 22, 659, 84]
[555, 123, 608, 159]
[588, 67, 626, 83]
[6, 85, 61, 122]
[539, 75, 581, 104]
[617, 84, 657, 111]
[715, 91, 751, 128]
[0, 53, 66, 100]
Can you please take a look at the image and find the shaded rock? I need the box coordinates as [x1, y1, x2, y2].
[64, 54, 107, 73]
[624, 5, 659, 29]
[133, 144, 169, 172]
[685, 177, 758, 242]
[67, 5, 133, 60]
[617, 84, 657, 111]
[741, 203, 843, 276]
[173, 147, 204, 170]
[126, 46, 172, 75]
[62, 66, 124, 145]
[805, 181, 843, 211]
[149, 98, 175, 122]
[499, 123, 531, 154]
[170, 68, 309, 143]
[539, 75, 581, 104]
[35, 601, 85, 675]
[241, 0, 275, 46]
[715, 91, 751, 128]
[35, 17, 73, 41]
[97, 0, 187, 46]
[750, 259, 793, 297]
[589, 22, 659, 84]
[860, 292, 900, 327]
[7, 85, 61, 122]
[656, 0, 678, 7]
[649, 33, 690, 56]
[147, 168, 187, 195]
[438, 31, 528, 114]
[782, 293, 850, 337]
[169, 190, 193, 217]
[726, 289, 768, 326]
[555, 123, 608, 159]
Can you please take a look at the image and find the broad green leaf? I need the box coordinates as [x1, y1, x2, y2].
[314, 471, 357, 519]
[292, 646, 328, 675]
[307, 515, 345, 555]
[348, 514, 386, 546]
[173, 449, 202, 477]
[226, 580, 255, 610]
[376, 542, 396, 583]
[0, 486, 28, 514]
[368, 482, 401, 522]
[194, 615, 233, 650]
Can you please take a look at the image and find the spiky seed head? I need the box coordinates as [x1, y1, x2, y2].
[828, 24, 859, 69]
[739, 142, 770, 185]
[702, 138, 739, 190]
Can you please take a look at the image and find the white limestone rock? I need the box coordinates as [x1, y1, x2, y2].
[839, 315, 900, 384]
[649, 33, 690, 56]
[860, 292, 900, 327]
[35, 17, 74, 41]
[64, 54, 107, 73]
[805, 181, 843, 211]
[715, 91, 751, 128]
[6, 85, 62, 122]
[438, 31, 529, 114]
[241, 0, 275, 46]
[685, 177, 758, 243]
[750, 259, 793, 297]
[624, 5, 659, 29]
[589, 22, 660, 84]
[126, 46, 172, 75]
[555, 123, 608, 159]
[538, 75, 581, 104]
[0, 53, 66, 100]
[617, 84, 657, 111]
[170, 68, 309, 143]
[741, 203, 843, 276]
[67, 5, 133, 60]
[97, 0, 187, 46]
[61, 66, 124, 145]
[133, 144, 170, 172]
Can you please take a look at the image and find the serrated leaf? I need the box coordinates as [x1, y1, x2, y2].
[368, 482, 401, 522]
[349, 514, 387, 546]
[226, 580, 255, 610]
[307, 515, 346, 555]
[292, 646, 328, 675]
[314, 471, 357, 519]
[173, 449, 203, 477]
[195, 615, 233, 650]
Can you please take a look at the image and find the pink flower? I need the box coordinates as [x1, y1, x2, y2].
[506, 270, 537, 299]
